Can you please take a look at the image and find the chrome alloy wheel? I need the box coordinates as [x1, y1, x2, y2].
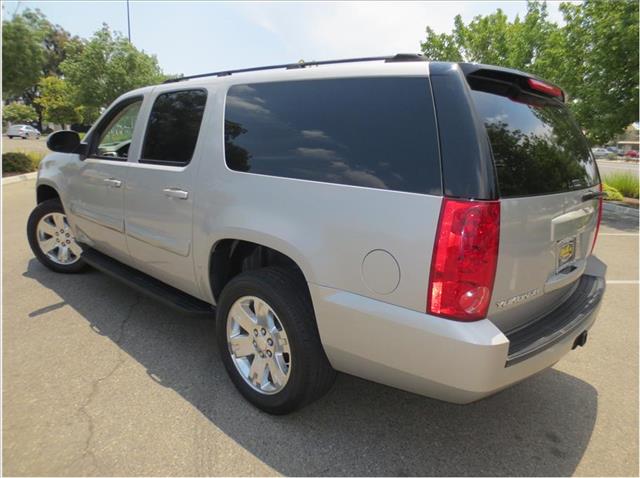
[226, 296, 291, 395]
[36, 212, 82, 265]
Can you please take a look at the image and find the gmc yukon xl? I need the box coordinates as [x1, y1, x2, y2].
[27, 55, 606, 414]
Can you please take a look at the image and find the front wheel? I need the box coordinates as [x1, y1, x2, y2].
[27, 198, 87, 273]
[216, 267, 336, 414]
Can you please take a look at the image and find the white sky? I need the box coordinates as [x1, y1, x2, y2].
[3, 1, 570, 75]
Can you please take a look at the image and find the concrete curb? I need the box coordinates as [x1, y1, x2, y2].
[2, 172, 37, 185]
[603, 201, 639, 217]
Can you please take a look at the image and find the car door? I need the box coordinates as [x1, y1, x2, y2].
[124, 88, 208, 298]
[66, 95, 144, 264]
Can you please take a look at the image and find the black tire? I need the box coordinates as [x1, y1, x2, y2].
[216, 267, 336, 414]
[27, 198, 87, 273]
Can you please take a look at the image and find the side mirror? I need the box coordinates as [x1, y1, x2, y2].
[47, 130, 85, 154]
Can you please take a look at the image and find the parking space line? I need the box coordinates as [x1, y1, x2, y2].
[606, 280, 639, 284]
[599, 233, 638, 236]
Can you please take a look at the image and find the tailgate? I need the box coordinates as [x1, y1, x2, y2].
[490, 190, 599, 332]
[466, 69, 601, 333]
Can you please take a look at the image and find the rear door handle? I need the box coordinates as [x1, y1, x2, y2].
[581, 191, 607, 201]
[163, 188, 189, 200]
[103, 178, 122, 188]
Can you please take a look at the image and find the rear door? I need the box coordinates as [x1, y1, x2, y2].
[124, 88, 208, 298]
[468, 75, 601, 333]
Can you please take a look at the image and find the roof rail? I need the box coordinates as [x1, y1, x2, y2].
[163, 53, 427, 84]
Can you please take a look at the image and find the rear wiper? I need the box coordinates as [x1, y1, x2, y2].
[581, 191, 607, 201]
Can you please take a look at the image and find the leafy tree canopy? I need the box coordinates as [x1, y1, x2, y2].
[2, 15, 44, 99]
[20, 9, 83, 78]
[2, 8, 82, 129]
[61, 25, 165, 122]
[34, 76, 80, 127]
[420, 0, 639, 143]
[3, 103, 38, 124]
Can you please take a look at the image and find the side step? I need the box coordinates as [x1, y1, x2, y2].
[81, 246, 215, 317]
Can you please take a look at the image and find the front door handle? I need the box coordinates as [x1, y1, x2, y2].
[104, 178, 122, 188]
[163, 188, 189, 200]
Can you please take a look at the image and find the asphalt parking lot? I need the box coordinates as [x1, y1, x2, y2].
[3, 179, 638, 476]
[2, 137, 49, 156]
[596, 159, 640, 178]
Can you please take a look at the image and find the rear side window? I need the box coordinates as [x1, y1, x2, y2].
[224, 78, 441, 195]
[141, 89, 207, 165]
[471, 89, 599, 197]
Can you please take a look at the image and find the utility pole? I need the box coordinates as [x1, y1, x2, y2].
[126, 0, 131, 43]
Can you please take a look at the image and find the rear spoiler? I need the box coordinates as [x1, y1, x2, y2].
[459, 63, 565, 102]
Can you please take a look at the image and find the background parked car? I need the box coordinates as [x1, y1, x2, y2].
[606, 146, 623, 156]
[624, 149, 639, 159]
[6, 125, 41, 139]
[591, 147, 610, 158]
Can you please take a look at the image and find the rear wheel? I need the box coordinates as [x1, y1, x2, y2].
[216, 267, 335, 414]
[27, 199, 86, 273]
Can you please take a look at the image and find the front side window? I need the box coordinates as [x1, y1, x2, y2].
[141, 89, 207, 165]
[224, 78, 441, 195]
[95, 100, 142, 160]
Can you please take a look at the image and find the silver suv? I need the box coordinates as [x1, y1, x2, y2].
[27, 55, 606, 414]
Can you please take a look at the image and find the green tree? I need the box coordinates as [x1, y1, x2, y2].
[2, 9, 82, 128]
[3, 103, 38, 124]
[35, 76, 79, 127]
[2, 15, 44, 99]
[20, 9, 83, 77]
[420, 1, 558, 72]
[558, 0, 638, 143]
[61, 25, 165, 122]
[419, 0, 639, 143]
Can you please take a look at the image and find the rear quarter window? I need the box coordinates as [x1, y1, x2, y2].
[471, 89, 599, 197]
[224, 77, 441, 195]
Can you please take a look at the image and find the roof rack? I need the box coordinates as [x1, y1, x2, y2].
[163, 53, 427, 84]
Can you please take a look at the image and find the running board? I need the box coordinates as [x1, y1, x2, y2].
[81, 246, 215, 317]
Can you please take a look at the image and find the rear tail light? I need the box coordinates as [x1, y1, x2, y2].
[428, 199, 500, 321]
[527, 78, 564, 101]
[591, 183, 603, 253]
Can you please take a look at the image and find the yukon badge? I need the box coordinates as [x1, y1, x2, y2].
[496, 288, 540, 309]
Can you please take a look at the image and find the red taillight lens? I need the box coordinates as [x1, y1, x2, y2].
[591, 183, 603, 253]
[428, 199, 500, 321]
[527, 78, 564, 100]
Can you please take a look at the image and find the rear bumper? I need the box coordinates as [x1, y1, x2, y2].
[505, 273, 604, 366]
[311, 264, 604, 404]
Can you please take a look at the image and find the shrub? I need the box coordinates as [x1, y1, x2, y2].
[604, 172, 639, 199]
[2, 152, 35, 174]
[603, 183, 624, 201]
[23, 151, 45, 168]
[3, 102, 37, 124]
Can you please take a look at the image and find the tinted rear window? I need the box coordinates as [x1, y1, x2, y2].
[141, 89, 207, 165]
[224, 78, 441, 195]
[471, 89, 599, 197]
